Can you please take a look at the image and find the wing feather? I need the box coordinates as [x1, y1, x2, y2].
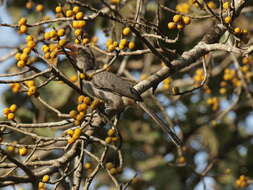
[91, 71, 142, 101]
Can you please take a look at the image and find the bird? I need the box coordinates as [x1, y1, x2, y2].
[60, 43, 183, 148]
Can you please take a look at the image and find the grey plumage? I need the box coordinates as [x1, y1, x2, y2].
[66, 44, 183, 147]
[89, 71, 142, 101]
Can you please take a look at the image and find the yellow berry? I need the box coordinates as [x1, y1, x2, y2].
[69, 110, 77, 118]
[75, 12, 84, 20]
[41, 45, 49, 53]
[17, 60, 26, 68]
[177, 24, 184, 30]
[107, 129, 116, 137]
[42, 175, 50, 183]
[18, 18, 27, 26]
[77, 95, 85, 103]
[7, 113, 15, 120]
[220, 81, 227, 87]
[73, 6, 80, 13]
[91, 36, 98, 44]
[55, 6, 62, 13]
[15, 53, 21, 60]
[109, 168, 117, 175]
[57, 28, 65, 37]
[82, 38, 89, 45]
[177, 156, 186, 164]
[234, 27, 242, 34]
[50, 51, 58, 59]
[105, 137, 112, 144]
[28, 86, 37, 95]
[242, 57, 250, 64]
[78, 20, 86, 28]
[36, 4, 44, 12]
[3, 108, 10, 116]
[26, 35, 34, 42]
[242, 29, 248, 35]
[120, 38, 128, 46]
[7, 145, 15, 152]
[84, 162, 91, 169]
[19, 25, 27, 33]
[20, 53, 28, 61]
[128, 41, 135, 49]
[112, 41, 118, 47]
[224, 16, 232, 24]
[23, 47, 31, 54]
[19, 147, 28, 156]
[72, 128, 82, 139]
[223, 2, 229, 9]
[68, 137, 75, 144]
[105, 162, 114, 170]
[38, 182, 45, 188]
[111, 0, 120, 3]
[182, 16, 191, 25]
[27, 91, 33, 97]
[70, 75, 78, 82]
[106, 39, 113, 49]
[27, 41, 36, 48]
[74, 29, 82, 37]
[241, 65, 249, 72]
[26, 1, 33, 9]
[173, 14, 182, 23]
[219, 88, 226, 94]
[75, 39, 80, 44]
[66, 10, 73, 17]
[74, 120, 80, 126]
[72, 21, 79, 28]
[119, 43, 125, 50]
[83, 97, 91, 105]
[67, 129, 74, 136]
[49, 44, 57, 51]
[176, 3, 190, 14]
[44, 52, 50, 59]
[108, 44, 115, 52]
[79, 73, 85, 79]
[112, 137, 119, 142]
[9, 104, 17, 112]
[122, 27, 131, 35]
[168, 22, 176, 29]
[90, 99, 103, 109]
[207, 1, 216, 9]
[49, 30, 56, 38]
[77, 103, 87, 112]
[25, 80, 35, 87]
[58, 39, 67, 46]
[11, 83, 21, 93]
[76, 112, 85, 121]
[44, 32, 50, 40]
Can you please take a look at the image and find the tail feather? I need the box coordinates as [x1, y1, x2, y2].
[137, 102, 183, 147]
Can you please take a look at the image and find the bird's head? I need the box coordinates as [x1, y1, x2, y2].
[58, 43, 95, 72]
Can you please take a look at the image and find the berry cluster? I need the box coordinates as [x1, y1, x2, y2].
[207, 97, 220, 111]
[105, 27, 135, 52]
[25, 80, 37, 96]
[235, 175, 249, 188]
[3, 104, 17, 120]
[105, 128, 119, 144]
[67, 128, 82, 144]
[168, 14, 191, 30]
[105, 162, 122, 175]
[15, 35, 36, 68]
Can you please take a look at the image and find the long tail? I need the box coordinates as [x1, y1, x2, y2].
[137, 102, 183, 147]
